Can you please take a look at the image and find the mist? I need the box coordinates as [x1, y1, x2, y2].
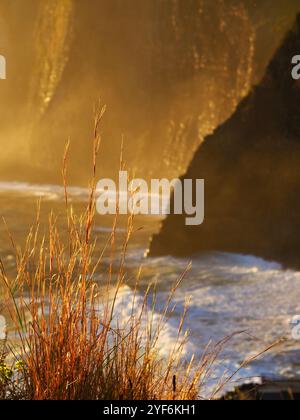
[0, 0, 299, 185]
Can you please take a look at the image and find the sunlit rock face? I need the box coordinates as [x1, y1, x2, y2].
[1, 0, 299, 184]
[31, 0, 258, 184]
[149, 15, 300, 269]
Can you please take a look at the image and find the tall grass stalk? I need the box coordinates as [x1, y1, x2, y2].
[0, 105, 273, 400]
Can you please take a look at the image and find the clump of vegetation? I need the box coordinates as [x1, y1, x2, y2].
[0, 106, 270, 400]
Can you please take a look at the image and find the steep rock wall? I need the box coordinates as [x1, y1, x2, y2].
[149, 15, 300, 269]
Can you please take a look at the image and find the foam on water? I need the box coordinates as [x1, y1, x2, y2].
[112, 251, 300, 396]
[0, 181, 88, 201]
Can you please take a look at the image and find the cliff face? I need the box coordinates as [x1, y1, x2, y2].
[149, 15, 300, 269]
[0, 1, 299, 184]
[32, 0, 258, 184]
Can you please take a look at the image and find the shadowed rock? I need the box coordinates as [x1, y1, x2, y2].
[222, 380, 300, 400]
[149, 14, 300, 269]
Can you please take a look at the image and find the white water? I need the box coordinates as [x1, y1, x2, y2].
[1, 182, 300, 396]
[110, 251, 300, 395]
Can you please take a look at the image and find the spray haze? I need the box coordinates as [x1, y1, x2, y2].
[0, 0, 299, 184]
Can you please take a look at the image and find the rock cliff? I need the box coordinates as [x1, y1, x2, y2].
[149, 15, 300, 269]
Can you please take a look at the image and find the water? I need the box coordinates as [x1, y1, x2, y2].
[0, 182, 300, 396]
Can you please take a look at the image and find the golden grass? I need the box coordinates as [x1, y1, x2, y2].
[0, 105, 274, 400]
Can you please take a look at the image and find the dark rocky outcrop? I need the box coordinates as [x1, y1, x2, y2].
[149, 15, 300, 269]
[222, 381, 300, 400]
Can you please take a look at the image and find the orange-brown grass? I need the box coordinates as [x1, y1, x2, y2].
[0, 105, 274, 400]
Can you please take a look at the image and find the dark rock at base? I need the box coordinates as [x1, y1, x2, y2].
[222, 380, 300, 400]
[149, 14, 300, 270]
